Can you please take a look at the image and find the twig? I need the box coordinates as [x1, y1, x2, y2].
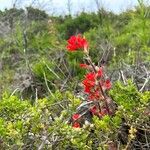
[43, 61, 61, 79]
[120, 70, 127, 85]
[35, 88, 38, 103]
[43, 71, 54, 97]
[140, 76, 150, 92]
[10, 88, 19, 96]
[38, 133, 52, 150]
[140, 66, 150, 92]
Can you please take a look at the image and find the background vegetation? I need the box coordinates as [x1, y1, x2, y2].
[0, 1, 149, 149]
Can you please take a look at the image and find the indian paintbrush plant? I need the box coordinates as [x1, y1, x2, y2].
[66, 34, 116, 128]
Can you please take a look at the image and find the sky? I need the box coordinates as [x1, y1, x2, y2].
[0, 0, 149, 15]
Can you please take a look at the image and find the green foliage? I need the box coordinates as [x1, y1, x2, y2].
[0, 93, 30, 120]
[67, 51, 86, 79]
[0, 91, 94, 149]
[0, 69, 15, 96]
[32, 58, 64, 92]
[110, 81, 139, 111]
[1, 8, 24, 22]
[110, 81, 149, 122]
[90, 81, 149, 149]
[27, 28, 51, 52]
[84, 25, 115, 62]
[26, 7, 48, 21]
[139, 91, 150, 104]
[57, 12, 99, 39]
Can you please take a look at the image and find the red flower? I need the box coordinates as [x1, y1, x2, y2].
[104, 79, 111, 90]
[72, 122, 80, 128]
[72, 114, 80, 121]
[66, 34, 88, 51]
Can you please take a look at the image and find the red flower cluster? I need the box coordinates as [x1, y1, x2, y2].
[66, 34, 113, 128]
[66, 34, 88, 51]
[82, 67, 111, 101]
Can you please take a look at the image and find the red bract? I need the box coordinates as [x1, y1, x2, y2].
[66, 34, 88, 51]
[86, 72, 96, 81]
[90, 105, 108, 118]
[79, 63, 88, 69]
[72, 122, 80, 128]
[84, 86, 91, 93]
[97, 67, 103, 77]
[104, 79, 111, 90]
[82, 72, 96, 94]
[88, 90, 100, 100]
[99, 108, 108, 118]
[90, 106, 97, 115]
[72, 114, 80, 121]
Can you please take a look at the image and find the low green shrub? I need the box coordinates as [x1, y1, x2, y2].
[0, 81, 149, 149]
